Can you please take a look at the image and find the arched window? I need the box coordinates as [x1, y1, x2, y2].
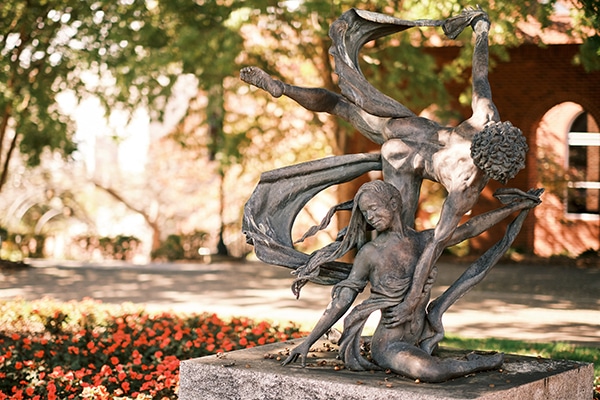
[566, 111, 600, 218]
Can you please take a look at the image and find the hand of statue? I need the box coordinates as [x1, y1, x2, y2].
[443, 6, 486, 39]
[494, 187, 544, 209]
[381, 301, 415, 329]
[291, 278, 310, 299]
[281, 341, 312, 367]
[383, 267, 436, 329]
[423, 266, 438, 295]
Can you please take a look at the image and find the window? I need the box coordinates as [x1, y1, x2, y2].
[566, 112, 600, 217]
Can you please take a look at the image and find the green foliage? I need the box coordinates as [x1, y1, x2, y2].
[73, 235, 141, 261]
[577, 0, 600, 72]
[151, 231, 209, 261]
[151, 234, 184, 261]
[0, 231, 45, 260]
[0, 0, 245, 192]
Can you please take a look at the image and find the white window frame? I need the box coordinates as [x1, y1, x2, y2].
[565, 130, 600, 220]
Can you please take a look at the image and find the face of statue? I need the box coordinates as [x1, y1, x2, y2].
[358, 193, 395, 232]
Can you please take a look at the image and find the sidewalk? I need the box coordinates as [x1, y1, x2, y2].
[1, 259, 598, 347]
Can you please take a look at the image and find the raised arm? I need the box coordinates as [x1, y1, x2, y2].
[447, 188, 543, 247]
[469, 11, 500, 126]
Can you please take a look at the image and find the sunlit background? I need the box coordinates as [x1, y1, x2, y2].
[0, 0, 598, 264]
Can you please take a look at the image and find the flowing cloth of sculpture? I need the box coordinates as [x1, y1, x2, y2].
[242, 7, 541, 381]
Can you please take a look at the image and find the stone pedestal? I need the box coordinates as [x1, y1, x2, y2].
[179, 339, 594, 400]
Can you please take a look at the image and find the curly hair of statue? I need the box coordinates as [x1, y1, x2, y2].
[470, 121, 528, 184]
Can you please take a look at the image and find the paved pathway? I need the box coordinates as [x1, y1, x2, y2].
[1, 259, 598, 347]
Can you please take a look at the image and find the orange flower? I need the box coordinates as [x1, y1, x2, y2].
[47, 382, 57, 400]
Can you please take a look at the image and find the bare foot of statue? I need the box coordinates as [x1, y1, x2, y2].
[466, 351, 504, 370]
[240, 67, 284, 98]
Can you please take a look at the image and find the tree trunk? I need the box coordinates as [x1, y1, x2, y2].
[0, 104, 15, 194]
[93, 182, 162, 254]
[216, 170, 229, 256]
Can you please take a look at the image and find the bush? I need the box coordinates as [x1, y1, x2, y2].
[151, 231, 209, 261]
[0, 230, 45, 261]
[73, 235, 142, 261]
[0, 299, 305, 399]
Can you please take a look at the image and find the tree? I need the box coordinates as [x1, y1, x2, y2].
[0, 0, 247, 194]
[577, 0, 600, 71]
[0, 0, 255, 256]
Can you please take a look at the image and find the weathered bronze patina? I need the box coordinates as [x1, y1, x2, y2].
[241, 7, 542, 382]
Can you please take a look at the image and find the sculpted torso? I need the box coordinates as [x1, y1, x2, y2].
[356, 229, 429, 346]
[382, 116, 486, 194]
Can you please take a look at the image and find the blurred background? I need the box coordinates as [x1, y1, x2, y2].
[1, 0, 598, 265]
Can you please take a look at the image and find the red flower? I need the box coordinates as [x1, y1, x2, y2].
[47, 382, 57, 400]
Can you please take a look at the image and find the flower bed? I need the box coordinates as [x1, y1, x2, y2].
[0, 298, 306, 399]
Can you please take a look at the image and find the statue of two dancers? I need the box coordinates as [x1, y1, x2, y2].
[241, 6, 542, 382]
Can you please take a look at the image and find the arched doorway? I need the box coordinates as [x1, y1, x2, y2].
[534, 102, 599, 257]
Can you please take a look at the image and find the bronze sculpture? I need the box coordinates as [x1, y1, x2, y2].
[241, 6, 543, 382]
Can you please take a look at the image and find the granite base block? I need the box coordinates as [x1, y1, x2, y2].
[179, 339, 594, 400]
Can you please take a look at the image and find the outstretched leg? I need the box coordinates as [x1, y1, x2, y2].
[372, 341, 503, 383]
[240, 66, 340, 112]
[240, 66, 284, 97]
[240, 66, 388, 144]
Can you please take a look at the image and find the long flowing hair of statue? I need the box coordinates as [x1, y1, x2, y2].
[292, 180, 400, 297]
